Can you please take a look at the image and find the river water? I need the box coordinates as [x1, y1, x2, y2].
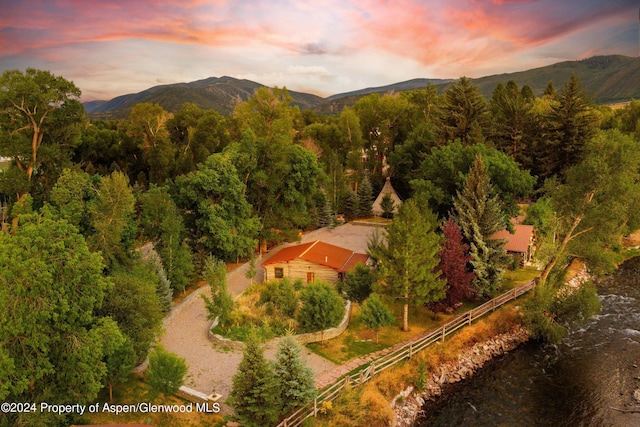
[417, 257, 640, 427]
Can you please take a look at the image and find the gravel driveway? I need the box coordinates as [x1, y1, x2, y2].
[160, 223, 380, 412]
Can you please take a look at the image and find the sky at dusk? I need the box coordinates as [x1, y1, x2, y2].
[1, 0, 638, 101]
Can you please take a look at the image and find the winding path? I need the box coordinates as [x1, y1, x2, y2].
[159, 223, 379, 412]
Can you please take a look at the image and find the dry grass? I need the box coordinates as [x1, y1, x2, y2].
[315, 304, 523, 425]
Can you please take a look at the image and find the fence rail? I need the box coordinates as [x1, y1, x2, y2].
[277, 279, 536, 427]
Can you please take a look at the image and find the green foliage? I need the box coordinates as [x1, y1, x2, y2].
[380, 193, 395, 219]
[201, 256, 235, 329]
[343, 263, 375, 303]
[342, 187, 359, 221]
[146, 345, 187, 396]
[373, 198, 446, 331]
[100, 261, 164, 362]
[453, 156, 510, 297]
[104, 336, 136, 402]
[173, 152, 259, 261]
[229, 333, 279, 427]
[258, 278, 298, 317]
[89, 170, 136, 268]
[48, 168, 97, 235]
[147, 251, 174, 313]
[0, 213, 118, 419]
[273, 336, 317, 414]
[412, 141, 534, 218]
[298, 282, 346, 338]
[357, 174, 373, 217]
[439, 77, 491, 145]
[0, 68, 83, 187]
[359, 294, 395, 344]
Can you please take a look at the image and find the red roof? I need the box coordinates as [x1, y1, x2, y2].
[262, 241, 369, 273]
[492, 223, 534, 253]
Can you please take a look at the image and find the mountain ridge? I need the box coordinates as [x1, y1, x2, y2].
[85, 55, 640, 118]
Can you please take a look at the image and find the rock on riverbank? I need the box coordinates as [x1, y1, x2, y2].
[392, 326, 530, 427]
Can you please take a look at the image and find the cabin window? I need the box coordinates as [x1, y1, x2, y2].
[307, 272, 315, 283]
[274, 267, 284, 279]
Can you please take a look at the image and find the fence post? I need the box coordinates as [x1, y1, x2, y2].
[314, 398, 318, 417]
[492, 298, 497, 311]
[467, 311, 472, 326]
[441, 325, 446, 342]
[369, 362, 375, 378]
[409, 342, 413, 359]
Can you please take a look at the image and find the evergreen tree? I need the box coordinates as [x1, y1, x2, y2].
[439, 77, 491, 144]
[357, 174, 373, 217]
[432, 218, 476, 312]
[373, 198, 446, 331]
[453, 156, 509, 297]
[229, 334, 279, 426]
[273, 336, 317, 414]
[201, 256, 234, 329]
[147, 251, 173, 313]
[541, 74, 599, 178]
[380, 193, 395, 219]
[360, 294, 395, 344]
[342, 187, 359, 221]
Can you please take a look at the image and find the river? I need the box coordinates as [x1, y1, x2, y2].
[417, 257, 640, 427]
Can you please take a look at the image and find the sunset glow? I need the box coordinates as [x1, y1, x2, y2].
[1, 0, 637, 101]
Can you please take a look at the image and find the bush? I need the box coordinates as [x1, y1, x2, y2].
[258, 278, 298, 317]
[146, 346, 187, 396]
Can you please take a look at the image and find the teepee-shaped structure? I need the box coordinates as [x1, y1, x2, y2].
[372, 177, 402, 216]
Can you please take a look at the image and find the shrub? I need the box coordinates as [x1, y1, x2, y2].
[146, 346, 187, 396]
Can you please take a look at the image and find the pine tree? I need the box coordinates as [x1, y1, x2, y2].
[273, 336, 317, 414]
[373, 198, 446, 331]
[147, 251, 173, 313]
[453, 156, 509, 298]
[432, 218, 475, 311]
[357, 174, 373, 217]
[380, 193, 395, 219]
[229, 334, 279, 426]
[342, 187, 359, 221]
[201, 256, 234, 329]
[439, 77, 490, 144]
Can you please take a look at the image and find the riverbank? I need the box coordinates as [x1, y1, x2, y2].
[392, 325, 530, 426]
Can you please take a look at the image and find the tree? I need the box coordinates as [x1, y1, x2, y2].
[343, 263, 375, 303]
[453, 156, 510, 297]
[433, 218, 476, 311]
[173, 152, 259, 261]
[360, 294, 395, 344]
[89, 170, 136, 268]
[100, 261, 164, 362]
[104, 336, 136, 402]
[146, 345, 187, 396]
[541, 74, 599, 178]
[273, 336, 317, 414]
[128, 103, 174, 184]
[0, 68, 83, 184]
[412, 142, 535, 219]
[48, 168, 97, 235]
[357, 174, 373, 217]
[298, 282, 346, 343]
[146, 250, 173, 313]
[201, 256, 235, 329]
[342, 187, 359, 221]
[380, 193, 395, 219]
[0, 212, 120, 425]
[373, 198, 446, 332]
[229, 333, 279, 427]
[439, 77, 490, 144]
[536, 129, 640, 286]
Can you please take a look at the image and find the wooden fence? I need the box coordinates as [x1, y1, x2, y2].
[277, 279, 536, 427]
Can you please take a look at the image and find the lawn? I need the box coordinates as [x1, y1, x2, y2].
[308, 266, 541, 364]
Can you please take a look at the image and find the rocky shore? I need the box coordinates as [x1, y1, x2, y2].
[392, 325, 531, 426]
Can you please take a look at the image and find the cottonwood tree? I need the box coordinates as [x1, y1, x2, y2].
[373, 198, 445, 331]
[453, 156, 509, 298]
[146, 345, 187, 397]
[229, 333, 278, 427]
[535, 129, 640, 286]
[273, 336, 316, 414]
[0, 68, 83, 185]
[0, 211, 122, 425]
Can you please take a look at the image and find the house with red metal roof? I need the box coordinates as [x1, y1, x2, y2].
[492, 220, 536, 267]
[261, 240, 369, 284]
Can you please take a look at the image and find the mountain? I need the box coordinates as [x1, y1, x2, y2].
[86, 76, 324, 119]
[85, 55, 640, 119]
